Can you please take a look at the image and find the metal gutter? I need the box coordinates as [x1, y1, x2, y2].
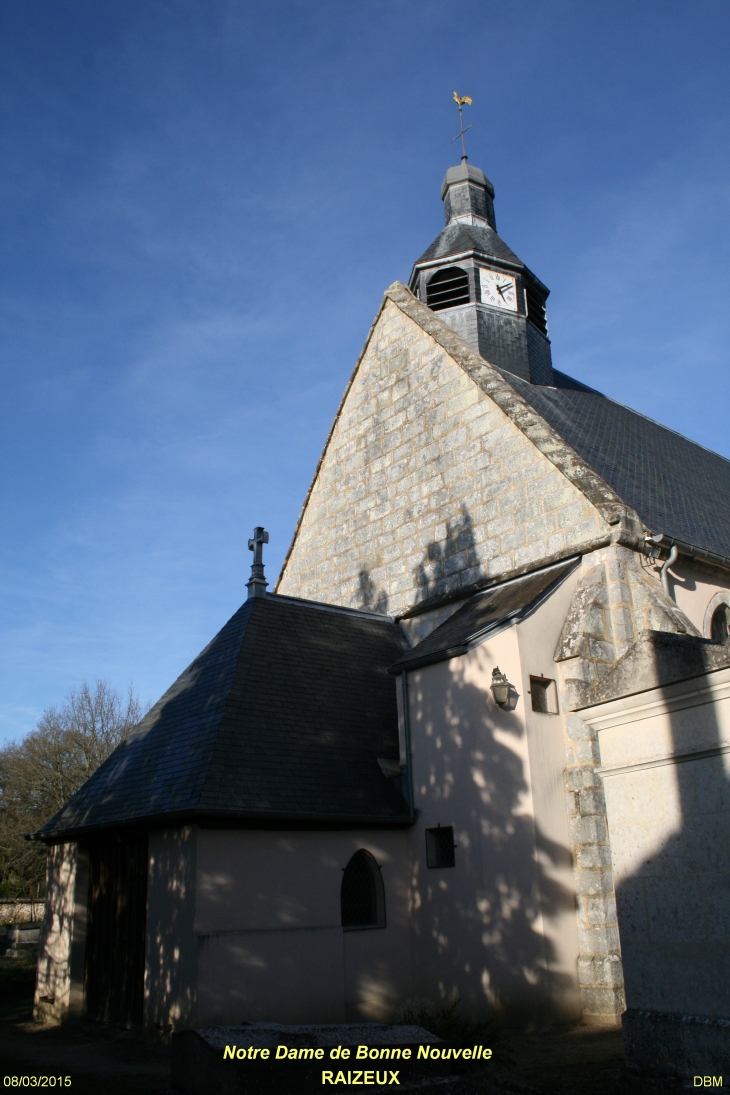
[646, 533, 730, 574]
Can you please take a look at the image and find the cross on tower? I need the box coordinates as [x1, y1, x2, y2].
[247, 526, 269, 599]
[451, 91, 474, 162]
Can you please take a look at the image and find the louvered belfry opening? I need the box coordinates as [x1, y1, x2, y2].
[341, 849, 384, 929]
[426, 266, 470, 311]
[84, 835, 148, 1027]
[525, 285, 548, 336]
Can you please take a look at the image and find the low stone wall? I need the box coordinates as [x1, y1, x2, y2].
[0, 899, 45, 925]
[3, 922, 42, 957]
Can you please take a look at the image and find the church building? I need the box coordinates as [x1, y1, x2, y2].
[34, 155, 730, 1077]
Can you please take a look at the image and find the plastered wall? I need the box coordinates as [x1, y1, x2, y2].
[662, 560, 730, 639]
[145, 827, 198, 1031]
[402, 589, 582, 1024]
[193, 829, 411, 1026]
[582, 666, 730, 1020]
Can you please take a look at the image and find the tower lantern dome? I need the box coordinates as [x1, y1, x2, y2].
[409, 160, 553, 387]
[441, 161, 496, 231]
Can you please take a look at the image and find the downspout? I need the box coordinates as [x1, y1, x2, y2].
[401, 671, 415, 816]
[660, 544, 679, 598]
[645, 534, 681, 600]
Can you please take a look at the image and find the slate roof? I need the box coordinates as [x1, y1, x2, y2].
[389, 561, 576, 673]
[503, 369, 730, 562]
[415, 222, 523, 269]
[38, 595, 411, 840]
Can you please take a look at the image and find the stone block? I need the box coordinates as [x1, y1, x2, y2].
[541, 485, 576, 513]
[526, 513, 557, 542]
[500, 527, 526, 553]
[565, 716, 595, 742]
[570, 814, 607, 845]
[565, 766, 600, 792]
[509, 460, 545, 487]
[576, 845, 613, 870]
[446, 388, 479, 416]
[584, 955, 624, 988]
[566, 516, 604, 545]
[515, 541, 546, 568]
[610, 606, 635, 643]
[578, 788, 607, 815]
[575, 740, 601, 764]
[573, 869, 614, 896]
[490, 434, 524, 461]
[514, 500, 543, 526]
[440, 427, 469, 454]
[502, 447, 535, 475]
[577, 925, 621, 955]
[546, 531, 567, 555]
[526, 472, 562, 502]
[477, 473, 511, 499]
[579, 985, 626, 1017]
[487, 513, 513, 537]
[447, 478, 477, 504]
[486, 554, 513, 577]
[578, 893, 617, 926]
[497, 486, 527, 514]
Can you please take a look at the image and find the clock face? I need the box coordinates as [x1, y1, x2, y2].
[479, 268, 518, 312]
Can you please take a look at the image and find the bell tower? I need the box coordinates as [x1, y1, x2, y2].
[409, 160, 553, 385]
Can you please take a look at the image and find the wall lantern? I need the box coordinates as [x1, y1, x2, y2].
[490, 667, 510, 707]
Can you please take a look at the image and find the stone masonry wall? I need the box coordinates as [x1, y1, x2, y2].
[553, 544, 701, 1019]
[277, 297, 610, 616]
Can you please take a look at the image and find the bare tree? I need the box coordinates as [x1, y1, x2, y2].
[0, 681, 145, 898]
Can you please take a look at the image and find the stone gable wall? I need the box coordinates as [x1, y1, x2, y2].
[277, 299, 610, 616]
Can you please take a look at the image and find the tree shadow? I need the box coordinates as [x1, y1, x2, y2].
[603, 633, 730, 1074]
[415, 503, 483, 605]
[408, 652, 578, 1026]
[358, 567, 389, 614]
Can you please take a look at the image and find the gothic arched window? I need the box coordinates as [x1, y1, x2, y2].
[426, 266, 470, 311]
[340, 849, 385, 930]
[711, 604, 730, 644]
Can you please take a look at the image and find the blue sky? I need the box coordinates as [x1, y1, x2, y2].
[1, 0, 729, 744]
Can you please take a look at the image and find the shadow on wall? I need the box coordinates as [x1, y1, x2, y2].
[613, 636, 730, 1074]
[410, 653, 576, 1025]
[356, 503, 483, 617]
[358, 567, 389, 614]
[145, 828, 197, 1031]
[416, 504, 482, 605]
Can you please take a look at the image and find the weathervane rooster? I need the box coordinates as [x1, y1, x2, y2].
[452, 91, 474, 160]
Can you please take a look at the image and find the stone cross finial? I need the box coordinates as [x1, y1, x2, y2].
[246, 526, 269, 599]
